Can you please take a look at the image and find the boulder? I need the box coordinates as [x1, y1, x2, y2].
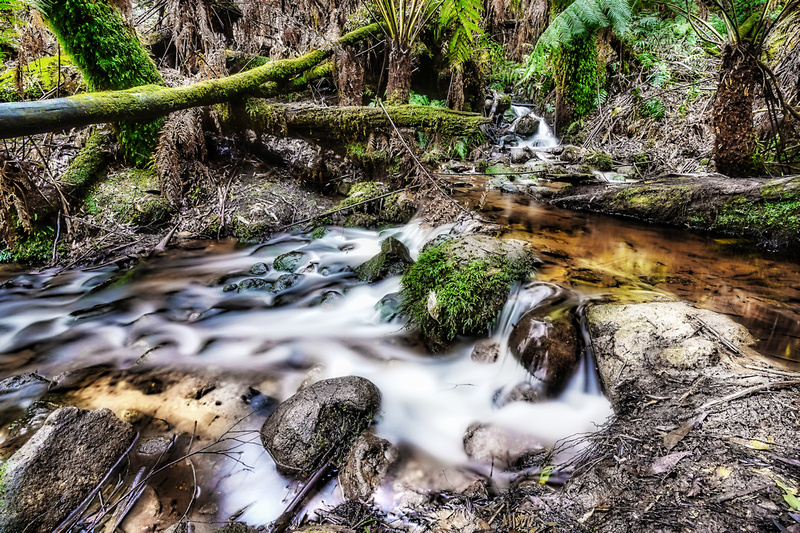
[586, 302, 755, 402]
[260, 376, 381, 477]
[512, 114, 541, 137]
[400, 234, 538, 351]
[463, 422, 544, 469]
[355, 236, 414, 283]
[508, 286, 581, 397]
[0, 407, 135, 533]
[273, 251, 305, 272]
[338, 430, 397, 501]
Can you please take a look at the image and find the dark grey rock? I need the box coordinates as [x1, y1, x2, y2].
[512, 114, 541, 137]
[274, 251, 304, 272]
[355, 237, 413, 283]
[250, 262, 269, 276]
[238, 278, 272, 292]
[375, 292, 402, 322]
[509, 295, 580, 398]
[272, 273, 301, 293]
[0, 407, 135, 533]
[260, 376, 381, 477]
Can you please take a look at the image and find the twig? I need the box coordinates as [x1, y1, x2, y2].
[269, 458, 333, 533]
[695, 380, 800, 413]
[687, 314, 745, 356]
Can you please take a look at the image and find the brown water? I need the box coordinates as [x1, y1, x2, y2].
[453, 175, 800, 362]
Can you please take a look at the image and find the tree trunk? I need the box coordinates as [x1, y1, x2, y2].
[385, 40, 412, 105]
[0, 24, 379, 139]
[334, 44, 365, 106]
[554, 31, 598, 138]
[713, 43, 758, 177]
[41, 0, 165, 164]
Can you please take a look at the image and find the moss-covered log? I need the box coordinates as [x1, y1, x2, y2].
[552, 174, 800, 250]
[238, 101, 490, 139]
[0, 24, 380, 140]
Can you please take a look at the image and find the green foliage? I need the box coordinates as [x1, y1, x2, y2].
[36, 0, 164, 165]
[556, 31, 600, 119]
[437, 0, 484, 65]
[451, 136, 469, 160]
[522, 0, 631, 77]
[587, 151, 613, 170]
[638, 98, 665, 120]
[0, 56, 82, 102]
[409, 90, 446, 107]
[374, 0, 438, 45]
[400, 244, 531, 345]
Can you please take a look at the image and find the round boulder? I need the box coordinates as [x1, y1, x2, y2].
[338, 430, 397, 501]
[508, 288, 581, 397]
[260, 376, 381, 477]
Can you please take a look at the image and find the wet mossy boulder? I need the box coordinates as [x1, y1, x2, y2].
[260, 376, 381, 477]
[0, 407, 135, 532]
[355, 236, 413, 283]
[400, 234, 537, 352]
[508, 286, 581, 398]
[273, 251, 305, 272]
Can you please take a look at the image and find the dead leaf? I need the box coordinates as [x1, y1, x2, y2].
[651, 450, 693, 474]
[664, 412, 708, 451]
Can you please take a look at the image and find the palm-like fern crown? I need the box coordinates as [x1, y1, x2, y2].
[439, 0, 484, 65]
[523, 0, 631, 77]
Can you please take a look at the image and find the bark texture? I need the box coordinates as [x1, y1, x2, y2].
[713, 43, 758, 177]
[335, 44, 365, 106]
[385, 40, 412, 105]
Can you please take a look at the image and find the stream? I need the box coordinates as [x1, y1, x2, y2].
[1, 116, 800, 530]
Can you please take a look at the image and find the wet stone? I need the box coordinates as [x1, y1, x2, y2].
[471, 339, 500, 364]
[249, 262, 269, 276]
[222, 283, 238, 292]
[260, 376, 381, 477]
[355, 236, 414, 283]
[375, 292, 402, 322]
[274, 251, 305, 272]
[238, 278, 272, 292]
[272, 273, 301, 293]
[463, 422, 544, 469]
[0, 407, 135, 533]
[338, 430, 397, 501]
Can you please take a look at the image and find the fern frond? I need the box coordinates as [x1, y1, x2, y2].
[521, 0, 631, 80]
[438, 0, 484, 65]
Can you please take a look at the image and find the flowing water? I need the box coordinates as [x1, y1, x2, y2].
[2, 124, 800, 529]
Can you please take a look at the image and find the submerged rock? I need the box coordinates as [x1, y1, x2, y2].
[463, 422, 545, 469]
[338, 430, 397, 501]
[508, 299, 581, 398]
[260, 376, 381, 477]
[355, 236, 414, 283]
[274, 251, 305, 272]
[0, 407, 135, 533]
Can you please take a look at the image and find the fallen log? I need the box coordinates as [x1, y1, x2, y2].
[0, 23, 381, 139]
[236, 101, 490, 139]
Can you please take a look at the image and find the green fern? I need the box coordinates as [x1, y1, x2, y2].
[522, 0, 631, 78]
[438, 0, 484, 65]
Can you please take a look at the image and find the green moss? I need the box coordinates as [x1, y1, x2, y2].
[130, 198, 174, 227]
[717, 191, 800, 234]
[555, 30, 600, 122]
[400, 243, 534, 349]
[0, 56, 82, 102]
[40, 0, 165, 165]
[587, 152, 613, 171]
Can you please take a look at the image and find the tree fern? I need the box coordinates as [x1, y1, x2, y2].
[521, 0, 631, 78]
[438, 0, 484, 65]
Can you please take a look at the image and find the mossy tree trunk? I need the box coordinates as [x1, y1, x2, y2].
[385, 39, 412, 105]
[713, 43, 759, 177]
[41, 0, 165, 165]
[553, 30, 598, 137]
[0, 24, 380, 139]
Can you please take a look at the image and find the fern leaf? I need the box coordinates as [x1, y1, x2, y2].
[439, 0, 484, 65]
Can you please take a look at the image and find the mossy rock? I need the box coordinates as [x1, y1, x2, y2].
[273, 251, 304, 272]
[87, 168, 174, 229]
[338, 182, 415, 228]
[400, 235, 538, 352]
[354, 236, 413, 283]
[586, 152, 613, 171]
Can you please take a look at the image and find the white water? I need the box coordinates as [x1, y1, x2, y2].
[511, 105, 559, 149]
[0, 221, 610, 527]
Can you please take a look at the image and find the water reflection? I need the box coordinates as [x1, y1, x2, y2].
[454, 175, 800, 361]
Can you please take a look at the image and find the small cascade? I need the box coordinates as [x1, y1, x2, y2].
[510, 105, 559, 149]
